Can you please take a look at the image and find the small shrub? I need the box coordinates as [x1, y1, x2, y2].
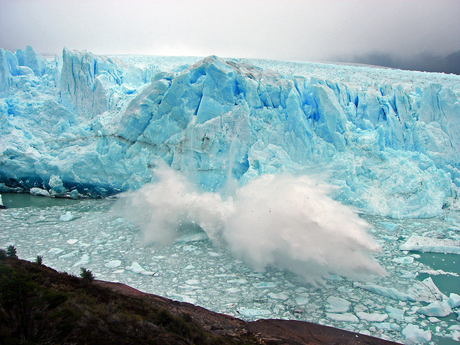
[6, 245, 17, 258]
[80, 268, 95, 284]
[35, 255, 43, 265]
[0, 249, 6, 261]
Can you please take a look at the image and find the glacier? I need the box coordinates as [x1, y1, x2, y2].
[2, 46, 460, 218]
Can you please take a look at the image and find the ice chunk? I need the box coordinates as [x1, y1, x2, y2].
[354, 282, 413, 301]
[400, 235, 460, 254]
[252, 282, 277, 289]
[356, 312, 388, 322]
[374, 322, 400, 331]
[355, 277, 445, 303]
[59, 212, 74, 222]
[238, 307, 271, 318]
[385, 306, 405, 321]
[402, 324, 431, 344]
[185, 279, 200, 285]
[105, 260, 122, 268]
[30, 188, 50, 197]
[295, 295, 309, 305]
[125, 261, 154, 275]
[380, 222, 399, 231]
[267, 292, 289, 301]
[326, 313, 358, 322]
[47, 248, 64, 255]
[428, 317, 441, 323]
[49, 175, 66, 197]
[452, 330, 460, 342]
[227, 279, 248, 284]
[72, 254, 90, 267]
[392, 256, 414, 264]
[448, 293, 460, 308]
[417, 301, 452, 317]
[59, 250, 79, 259]
[419, 269, 458, 276]
[326, 296, 351, 313]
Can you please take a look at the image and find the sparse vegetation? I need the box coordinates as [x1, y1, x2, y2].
[0, 249, 6, 261]
[0, 257, 259, 344]
[80, 267, 95, 284]
[6, 245, 17, 258]
[35, 255, 43, 265]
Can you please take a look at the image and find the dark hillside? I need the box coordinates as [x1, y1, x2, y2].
[0, 257, 400, 345]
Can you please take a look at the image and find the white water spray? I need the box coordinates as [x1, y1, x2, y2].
[114, 164, 386, 285]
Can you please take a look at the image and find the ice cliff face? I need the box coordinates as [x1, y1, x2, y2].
[1, 46, 460, 218]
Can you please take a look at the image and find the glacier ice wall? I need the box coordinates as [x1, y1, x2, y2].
[1, 46, 460, 218]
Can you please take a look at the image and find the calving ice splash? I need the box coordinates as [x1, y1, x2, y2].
[114, 164, 385, 285]
[1, 46, 460, 344]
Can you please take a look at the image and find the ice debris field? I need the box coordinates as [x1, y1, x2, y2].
[1, 46, 460, 344]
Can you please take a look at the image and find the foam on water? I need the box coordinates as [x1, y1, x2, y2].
[114, 165, 385, 285]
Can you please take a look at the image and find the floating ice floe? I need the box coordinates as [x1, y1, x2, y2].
[355, 277, 446, 303]
[356, 312, 388, 322]
[267, 292, 289, 301]
[326, 313, 359, 322]
[238, 308, 271, 318]
[402, 324, 431, 344]
[417, 301, 452, 317]
[72, 254, 90, 267]
[47, 248, 64, 255]
[385, 306, 406, 321]
[105, 260, 122, 268]
[400, 235, 460, 254]
[392, 256, 415, 264]
[380, 222, 400, 231]
[59, 250, 79, 259]
[295, 294, 309, 305]
[59, 212, 74, 222]
[326, 296, 351, 313]
[252, 282, 277, 289]
[125, 261, 154, 275]
[419, 269, 459, 277]
[448, 293, 460, 308]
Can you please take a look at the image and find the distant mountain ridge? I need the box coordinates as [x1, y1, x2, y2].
[345, 50, 460, 75]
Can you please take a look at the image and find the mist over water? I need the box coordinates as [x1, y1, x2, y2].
[114, 165, 386, 285]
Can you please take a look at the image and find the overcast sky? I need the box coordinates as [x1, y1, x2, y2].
[1, 0, 459, 62]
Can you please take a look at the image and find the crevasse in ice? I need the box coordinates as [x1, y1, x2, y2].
[1, 46, 460, 218]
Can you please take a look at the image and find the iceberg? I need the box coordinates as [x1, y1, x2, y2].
[1, 46, 460, 218]
[356, 312, 388, 322]
[402, 324, 431, 344]
[354, 277, 446, 303]
[417, 301, 452, 317]
[400, 235, 460, 254]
